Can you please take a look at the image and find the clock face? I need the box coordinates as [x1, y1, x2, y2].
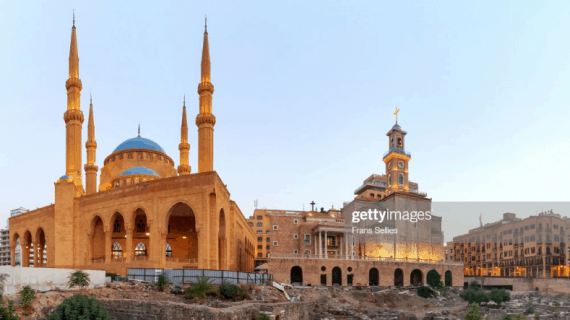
[398, 161, 404, 168]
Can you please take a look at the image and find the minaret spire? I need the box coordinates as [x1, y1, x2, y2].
[196, 18, 216, 172]
[84, 95, 98, 195]
[64, 13, 85, 196]
[178, 95, 191, 175]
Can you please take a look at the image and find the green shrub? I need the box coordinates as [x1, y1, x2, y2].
[184, 277, 217, 299]
[427, 270, 443, 289]
[464, 303, 482, 320]
[460, 289, 490, 305]
[0, 295, 19, 320]
[156, 274, 168, 292]
[524, 308, 534, 315]
[19, 285, 36, 308]
[236, 287, 248, 299]
[417, 286, 435, 298]
[257, 312, 271, 320]
[468, 281, 481, 290]
[220, 283, 239, 299]
[502, 315, 527, 320]
[489, 289, 510, 304]
[68, 270, 91, 289]
[534, 314, 539, 320]
[46, 294, 110, 320]
[105, 273, 117, 281]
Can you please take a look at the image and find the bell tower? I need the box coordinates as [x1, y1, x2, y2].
[383, 108, 411, 193]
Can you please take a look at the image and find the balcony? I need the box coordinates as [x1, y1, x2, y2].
[383, 147, 411, 159]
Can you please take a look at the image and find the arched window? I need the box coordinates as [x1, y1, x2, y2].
[390, 138, 394, 147]
[128, 153, 133, 159]
[113, 219, 121, 233]
[119, 154, 123, 160]
[389, 177, 392, 185]
[397, 136, 402, 147]
[137, 219, 146, 233]
[398, 174, 404, 185]
[135, 242, 147, 256]
[166, 242, 172, 257]
[137, 153, 143, 160]
[112, 242, 123, 259]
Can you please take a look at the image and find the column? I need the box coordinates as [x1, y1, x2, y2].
[33, 241, 40, 267]
[314, 234, 317, 256]
[160, 231, 167, 268]
[10, 244, 15, 267]
[319, 232, 322, 258]
[105, 230, 112, 264]
[340, 235, 343, 257]
[345, 235, 349, 259]
[125, 227, 133, 263]
[325, 231, 328, 259]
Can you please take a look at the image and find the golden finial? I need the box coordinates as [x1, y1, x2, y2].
[394, 107, 400, 122]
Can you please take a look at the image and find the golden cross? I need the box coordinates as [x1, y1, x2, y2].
[394, 107, 400, 122]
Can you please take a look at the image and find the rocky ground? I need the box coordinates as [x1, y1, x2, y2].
[4, 281, 570, 320]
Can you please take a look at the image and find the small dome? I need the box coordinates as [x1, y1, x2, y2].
[59, 175, 71, 180]
[392, 123, 401, 130]
[113, 136, 165, 153]
[119, 167, 160, 177]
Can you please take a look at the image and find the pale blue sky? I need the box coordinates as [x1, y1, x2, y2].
[1, 1, 569, 240]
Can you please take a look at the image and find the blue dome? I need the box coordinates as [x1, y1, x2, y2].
[59, 175, 71, 180]
[119, 167, 160, 177]
[392, 123, 401, 130]
[113, 136, 165, 153]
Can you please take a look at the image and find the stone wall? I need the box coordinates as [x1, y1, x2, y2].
[465, 276, 570, 293]
[0, 266, 106, 294]
[96, 299, 315, 320]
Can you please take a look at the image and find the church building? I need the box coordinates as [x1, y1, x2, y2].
[8, 18, 256, 275]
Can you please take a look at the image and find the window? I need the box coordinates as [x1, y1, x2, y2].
[327, 236, 336, 246]
[266, 230, 270, 234]
[273, 241, 278, 246]
[257, 230, 262, 234]
[128, 153, 133, 159]
[166, 242, 172, 257]
[273, 225, 278, 230]
[257, 216, 263, 220]
[257, 223, 262, 227]
[112, 242, 123, 259]
[554, 225, 559, 229]
[248, 222, 253, 227]
[398, 174, 404, 185]
[257, 245, 262, 249]
[304, 234, 311, 244]
[294, 234, 299, 239]
[370, 193, 374, 197]
[377, 194, 382, 198]
[113, 219, 121, 233]
[389, 177, 392, 185]
[294, 219, 298, 224]
[266, 237, 270, 242]
[294, 250, 298, 254]
[305, 249, 311, 255]
[257, 253, 262, 258]
[136, 219, 146, 233]
[508, 230, 512, 234]
[374, 181, 379, 186]
[135, 242, 146, 257]
[266, 245, 270, 249]
[397, 136, 402, 146]
[531, 224, 535, 229]
[257, 237, 262, 242]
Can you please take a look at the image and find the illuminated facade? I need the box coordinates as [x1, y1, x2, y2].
[8, 19, 255, 275]
[452, 211, 569, 278]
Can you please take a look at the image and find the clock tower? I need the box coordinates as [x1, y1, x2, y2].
[383, 115, 411, 193]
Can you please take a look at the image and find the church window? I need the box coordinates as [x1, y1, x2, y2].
[166, 242, 172, 257]
[390, 138, 394, 147]
[397, 137, 402, 147]
[113, 219, 121, 233]
[398, 174, 404, 185]
[112, 242, 122, 259]
[135, 242, 147, 256]
[137, 219, 146, 233]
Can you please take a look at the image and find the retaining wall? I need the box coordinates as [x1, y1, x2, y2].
[465, 276, 570, 293]
[0, 266, 106, 294]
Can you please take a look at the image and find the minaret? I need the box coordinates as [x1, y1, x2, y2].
[178, 95, 191, 175]
[84, 94, 98, 194]
[196, 17, 216, 173]
[64, 13, 85, 196]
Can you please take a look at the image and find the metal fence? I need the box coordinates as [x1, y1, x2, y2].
[127, 268, 272, 286]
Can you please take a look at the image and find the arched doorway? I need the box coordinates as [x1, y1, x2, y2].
[445, 270, 452, 287]
[369, 268, 379, 286]
[12, 233, 21, 266]
[35, 228, 46, 267]
[332, 267, 342, 285]
[166, 203, 197, 263]
[23, 231, 33, 267]
[394, 268, 403, 286]
[133, 208, 149, 261]
[218, 209, 226, 269]
[410, 269, 423, 286]
[291, 266, 303, 284]
[90, 216, 105, 263]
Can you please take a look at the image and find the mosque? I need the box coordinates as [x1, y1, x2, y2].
[8, 18, 256, 275]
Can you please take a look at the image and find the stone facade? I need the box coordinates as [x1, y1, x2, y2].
[8, 20, 255, 276]
[452, 210, 569, 278]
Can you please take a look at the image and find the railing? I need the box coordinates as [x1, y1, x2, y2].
[166, 257, 197, 264]
[128, 268, 272, 286]
[268, 253, 462, 265]
[383, 147, 411, 159]
[354, 182, 386, 194]
[409, 189, 428, 196]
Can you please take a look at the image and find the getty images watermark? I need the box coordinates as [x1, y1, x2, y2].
[350, 209, 433, 234]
